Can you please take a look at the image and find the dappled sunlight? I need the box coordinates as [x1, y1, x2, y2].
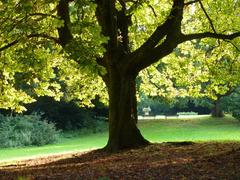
[1, 143, 240, 179]
[1, 116, 240, 163]
[0, 0, 239, 178]
[139, 116, 240, 143]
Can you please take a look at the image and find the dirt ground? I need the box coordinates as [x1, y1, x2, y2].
[0, 142, 240, 180]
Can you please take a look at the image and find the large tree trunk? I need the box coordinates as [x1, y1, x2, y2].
[211, 99, 224, 117]
[104, 73, 149, 152]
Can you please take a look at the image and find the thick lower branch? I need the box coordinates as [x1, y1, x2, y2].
[134, 38, 179, 72]
[95, 0, 118, 51]
[57, 0, 73, 47]
[132, 30, 240, 72]
[130, 0, 184, 72]
[133, 0, 184, 56]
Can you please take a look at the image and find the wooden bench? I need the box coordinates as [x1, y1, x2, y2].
[164, 113, 179, 119]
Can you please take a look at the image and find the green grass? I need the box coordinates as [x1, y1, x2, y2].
[140, 115, 240, 142]
[1, 115, 240, 163]
[0, 132, 108, 162]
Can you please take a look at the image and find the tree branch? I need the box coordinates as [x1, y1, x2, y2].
[0, 34, 60, 52]
[130, 0, 185, 72]
[132, 0, 184, 57]
[29, 34, 60, 43]
[95, 0, 118, 52]
[118, 0, 125, 8]
[180, 32, 240, 42]
[127, 0, 145, 14]
[148, 5, 157, 18]
[184, 0, 198, 6]
[29, 13, 58, 19]
[198, 0, 217, 35]
[0, 40, 19, 52]
[135, 39, 179, 72]
[146, 70, 162, 90]
[57, 0, 73, 47]
[224, 40, 240, 52]
[126, 0, 240, 74]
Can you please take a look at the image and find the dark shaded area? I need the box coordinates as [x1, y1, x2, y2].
[138, 97, 211, 116]
[222, 92, 240, 120]
[25, 97, 108, 130]
[178, 101, 211, 115]
[0, 142, 240, 179]
[25, 97, 93, 130]
[91, 96, 108, 118]
[165, 141, 195, 146]
[0, 95, 109, 131]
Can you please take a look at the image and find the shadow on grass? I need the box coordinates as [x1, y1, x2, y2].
[1, 142, 240, 179]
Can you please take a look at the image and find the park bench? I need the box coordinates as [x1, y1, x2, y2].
[164, 113, 179, 119]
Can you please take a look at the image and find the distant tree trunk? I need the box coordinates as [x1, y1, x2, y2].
[104, 71, 149, 152]
[211, 99, 224, 117]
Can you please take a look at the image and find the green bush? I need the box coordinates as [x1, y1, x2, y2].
[26, 97, 97, 130]
[62, 119, 108, 138]
[0, 113, 59, 148]
[232, 110, 240, 121]
[222, 92, 240, 121]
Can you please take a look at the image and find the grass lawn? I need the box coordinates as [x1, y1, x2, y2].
[1, 115, 240, 163]
[139, 115, 240, 142]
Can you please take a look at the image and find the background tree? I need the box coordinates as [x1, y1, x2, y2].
[204, 53, 240, 117]
[189, 40, 240, 117]
[220, 88, 240, 120]
[141, 37, 240, 117]
[0, 0, 240, 151]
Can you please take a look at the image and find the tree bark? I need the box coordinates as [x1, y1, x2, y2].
[57, 0, 73, 47]
[95, 0, 149, 152]
[55, 0, 239, 152]
[211, 99, 224, 117]
[104, 72, 149, 152]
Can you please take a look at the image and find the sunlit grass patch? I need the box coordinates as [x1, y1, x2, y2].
[1, 115, 240, 163]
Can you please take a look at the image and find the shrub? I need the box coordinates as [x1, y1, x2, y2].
[83, 118, 108, 133]
[26, 97, 97, 130]
[232, 110, 240, 121]
[0, 113, 59, 148]
[222, 93, 240, 121]
[62, 118, 108, 139]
